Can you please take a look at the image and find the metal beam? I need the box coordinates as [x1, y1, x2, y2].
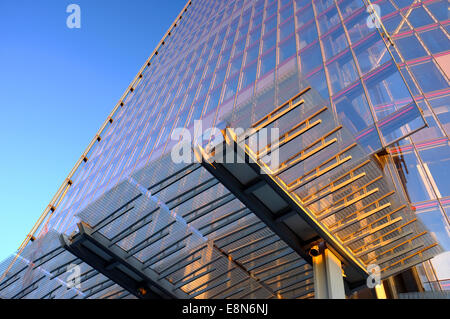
[200, 160, 313, 264]
[60, 222, 187, 299]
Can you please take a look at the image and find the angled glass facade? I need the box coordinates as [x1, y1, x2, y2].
[0, 0, 448, 298]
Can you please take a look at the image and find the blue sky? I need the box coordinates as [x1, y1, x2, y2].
[0, 0, 186, 261]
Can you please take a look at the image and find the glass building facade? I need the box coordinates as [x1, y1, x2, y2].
[0, 0, 448, 298]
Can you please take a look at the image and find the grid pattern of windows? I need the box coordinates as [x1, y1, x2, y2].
[20, 0, 450, 292]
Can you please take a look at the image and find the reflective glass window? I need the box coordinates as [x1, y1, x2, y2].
[317, 5, 340, 35]
[295, 0, 311, 10]
[429, 94, 450, 136]
[391, 146, 436, 202]
[415, 203, 450, 252]
[345, 10, 373, 44]
[418, 140, 450, 198]
[262, 30, 277, 53]
[259, 48, 277, 76]
[249, 26, 262, 45]
[322, 25, 349, 60]
[280, 2, 294, 22]
[266, 2, 278, 19]
[392, 0, 414, 9]
[365, 61, 412, 119]
[241, 61, 258, 89]
[280, 17, 295, 40]
[245, 43, 260, 66]
[334, 81, 374, 134]
[395, 33, 428, 61]
[409, 60, 449, 93]
[233, 38, 247, 58]
[229, 53, 243, 77]
[315, 0, 334, 12]
[378, 102, 425, 144]
[298, 21, 319, 49]
[296, 4, 315, 28]
[337, 0, 364, 19]
[408, 6, 435, 28]
[305, 67, 329, 98]
[279, 35, 297, 63]
[300, 42, 323, 74]
[419, 28, 450, 54]
[412, 100, 445, 143]
[327, 50, 359, 94]
[383, 13, 410, 34]
[354, 32, 391, 74]
[377, 0, 397, 18]
[223, 75, 240, 103]
[425, 0, 449, 21]
[264, 15, 278, 34]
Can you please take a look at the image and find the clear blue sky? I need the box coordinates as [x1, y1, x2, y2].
[0, 0, 186, 261]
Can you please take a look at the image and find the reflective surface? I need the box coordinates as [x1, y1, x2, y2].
[0, 0, 449, 297]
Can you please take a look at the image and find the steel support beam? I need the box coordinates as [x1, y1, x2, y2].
[60, 222, 188, 299]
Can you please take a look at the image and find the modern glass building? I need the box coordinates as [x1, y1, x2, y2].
[0, 0, 448, 299]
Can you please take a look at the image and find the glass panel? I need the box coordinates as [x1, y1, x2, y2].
[327, 49, 359, 94]
[392, 0, 414, 9]
[322, 25, 349, 60]
[223, 75, 239, 103]
[279, 35, 297, 63]
[415, 203, 450, 259]
[337, 0, 364, 19]
[264, 15, 278, 34]
[295, 0, 311, 10]
[262, 30, 277, 53]
[411, 99, 446, 143]
[305, 67, 329, 99]
[408, 6, 435, 28]
[345, 9, 373, 44]
[425, 0, 449, 21]
[280, 2, 294, 22]
[204, 88, 221, 116]
[317, 5, 340, 35]
[409, 59, 449, 93]
[259, 48, 277, 76]
[213, 66, 227, 90]
[249, 26, 262, 46]
[354, 32, 391, 74]
[377, 101, 426, 144]
[245, 43, 260, 66]
[315, 0, 334, 12]
[333, 81, 375, 134]
[279, 17, 295, 41]
[419, 28, 450, 54]
[418, 139, 450, 198]
[297, 21, 319, 49]
[429, 94, 450, 137]
[364, 61, 413, 120]
[296, 4, 315, 28]
[394, 33, 428, 61]
[391, 146, 436, 203]
[300, 42, 323, 74]
[377, 0, 397, 18]
[383, 13, 410, 34]
[229, 53, 243, 77]
[233, 39, 246, 58]
[241, 61, 258, 90]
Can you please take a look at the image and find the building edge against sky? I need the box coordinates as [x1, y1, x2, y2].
[0, 0, 449, 298]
